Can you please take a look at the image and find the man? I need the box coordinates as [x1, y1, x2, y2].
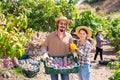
[41, 16, 73, 80]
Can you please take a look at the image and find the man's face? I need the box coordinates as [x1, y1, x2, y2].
[58, 20, 67, 32]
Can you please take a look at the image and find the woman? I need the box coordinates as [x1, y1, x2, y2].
[94, 29, 106, 61]
[75, 26, 92, 80]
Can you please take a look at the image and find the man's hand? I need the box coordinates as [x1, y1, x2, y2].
[40, 53, 49, 61]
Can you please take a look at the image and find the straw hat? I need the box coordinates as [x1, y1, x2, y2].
[55, 16, 70, 22]
[76, 26, 92, 39]
[97, 29, 102, 32]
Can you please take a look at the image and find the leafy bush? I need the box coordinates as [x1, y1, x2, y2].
[72, 10, 108, 38]
[107, 18, 120, 80]
[0, 27, 34, 58]
[107, 17, 120, 51]
[0, 0, 77, 31]
[85, 0, 100, 4]
[108, 56, 120, 80]
[0, 0, 78, 58]
[0, 13, 34, 58]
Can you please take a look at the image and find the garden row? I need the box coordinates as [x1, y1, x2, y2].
[0, 0, 120, 79]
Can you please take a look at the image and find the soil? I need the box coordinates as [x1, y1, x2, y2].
[90, 43, 117, 80]
[0, 36, 118, 80]
[88, 0, 120, 14]
[0, 1, 119, 80]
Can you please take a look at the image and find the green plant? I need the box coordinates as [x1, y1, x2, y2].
[0, 0, 77, 31]
[109, 69, 120, 80]
[13, 66, 23, 74]
[72, 10, 108, 38]
[108, 56, 120, 80]
[85, 0, 99, 4]
[0, 28, 31, 58]
[0, 13, 34, 58]
[96, 6, 101, 12]
[107, 17, 120, 51]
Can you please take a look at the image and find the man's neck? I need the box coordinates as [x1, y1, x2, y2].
[57, 30, 65, 40]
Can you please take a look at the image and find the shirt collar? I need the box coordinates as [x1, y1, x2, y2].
[77, 39, 87, 46]
[55, 31, 66, 37]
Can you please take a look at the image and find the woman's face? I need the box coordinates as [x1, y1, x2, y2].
[78, 30, 87, 40]
[98, 31, 102, 34]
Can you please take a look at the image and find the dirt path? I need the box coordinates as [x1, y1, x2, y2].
[90, 43, 116, 80]
[0, 43, 117, 80]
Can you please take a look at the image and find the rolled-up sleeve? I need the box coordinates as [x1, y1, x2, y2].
[96, 35, 105, 42]
[41, 36, 49, 54]
[79, 44, 92, 57]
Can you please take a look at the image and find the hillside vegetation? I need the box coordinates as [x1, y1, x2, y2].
[90, 0, 120, 14]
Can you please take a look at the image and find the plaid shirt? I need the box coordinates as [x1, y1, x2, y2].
[76, 40, 92, 66]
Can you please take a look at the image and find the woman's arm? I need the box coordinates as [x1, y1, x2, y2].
[76, 43, 92, 57]
[96, 35, 106, 42]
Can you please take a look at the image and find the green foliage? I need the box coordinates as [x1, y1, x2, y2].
[109, 69, 120, 80]
[59, 1, 76, 19]
[96, 6, 101, 12]
[68, 0, 80, 4]
[108, 56, 120, 80]
[5, 14, 28, 32]
[111, 18, 120, 27]
[0, 0, 78, 58]
[107, 17, 120, 51]
[0, 13, 34, 58]
[85, 0, 99, 4]
[0, 27, 33, 58]
[13, 66, 23, 74]
[54, 0, 79, 5]
[28, 0, 60, 31]
[107, 17, 120, 80]
[0, 1, 120, 80]
[72, 10, 108, 38]
[0, 0, 77, 31]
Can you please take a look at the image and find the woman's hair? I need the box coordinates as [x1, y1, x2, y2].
[95, 32, 98, 37]
[79, 28, 88, 35]
[79, 28, 88, 39]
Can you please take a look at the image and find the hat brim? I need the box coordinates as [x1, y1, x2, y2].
[97, 30, 102, 32]
[76, 26, 92, 39]
[97, 29, 102, 32]
[55, 18, 70, 23]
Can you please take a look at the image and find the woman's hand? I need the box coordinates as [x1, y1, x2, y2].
[76, 48, 80, 53]
[70, 43, 77, 51]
